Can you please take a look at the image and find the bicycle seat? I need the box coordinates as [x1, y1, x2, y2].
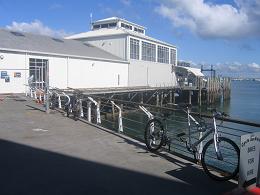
[177, 103, 192, 109]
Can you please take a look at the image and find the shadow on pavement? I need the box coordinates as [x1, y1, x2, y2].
[0, 139, 193, 195]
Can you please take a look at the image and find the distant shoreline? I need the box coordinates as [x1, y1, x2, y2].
[231, 78, 260, 82]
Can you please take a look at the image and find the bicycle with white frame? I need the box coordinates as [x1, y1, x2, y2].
[144, 104, 240, 181]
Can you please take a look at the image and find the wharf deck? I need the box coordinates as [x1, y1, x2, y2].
[0, 96, 236, 195]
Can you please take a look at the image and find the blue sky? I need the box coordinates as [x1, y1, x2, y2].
[0, 0, 260, 78]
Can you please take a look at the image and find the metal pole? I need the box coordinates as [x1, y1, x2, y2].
[257, 153, 260, 187]
[45, 61, 50, 114]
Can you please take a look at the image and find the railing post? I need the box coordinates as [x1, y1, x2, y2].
[58, 95, 62, 109]
[88, 97, 101, 124]
[79, 99, 84, 117]
[111, 101, 123, 133]
[198, 132, 203, 160]
[87, 101, 91, 122]
[139, 105, 154, 143]
[96, 101, 101, 124]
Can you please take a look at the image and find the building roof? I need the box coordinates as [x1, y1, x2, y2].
[176, 66, 204, 77]
[94, 17, 146, 29]
[0, 29, 126, 62]
[66, 28, 176, 48]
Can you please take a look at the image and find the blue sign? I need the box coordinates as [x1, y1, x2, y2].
[1, 71, 7, 79]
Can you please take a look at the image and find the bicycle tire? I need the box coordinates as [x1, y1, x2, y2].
[201, 137, 240, 181]
[144, 118, 165, 152]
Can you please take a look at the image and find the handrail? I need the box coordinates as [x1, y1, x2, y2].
[89, 95, 260, 128]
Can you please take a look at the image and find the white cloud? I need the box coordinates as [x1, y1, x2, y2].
[6, 20, 71, 38]
[155, 0, 260, 39]
[248, 62, 260, 72]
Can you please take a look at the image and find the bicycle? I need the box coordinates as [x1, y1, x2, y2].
[66, 90, 83, 121]
[144, 104, 240, 181]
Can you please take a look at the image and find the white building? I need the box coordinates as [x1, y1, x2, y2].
[0, 29, 128, 94]
[66, 17, 178, 87]
[0, 17, 178, 94]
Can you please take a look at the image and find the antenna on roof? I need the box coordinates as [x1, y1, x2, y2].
[90, 13, 93, 30]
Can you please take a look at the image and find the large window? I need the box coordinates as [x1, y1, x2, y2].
[130, 38, 140, 60]
[170, 49, 177, 65]
[29, 58, 48, 89]
[142, 41, 156, 62]
[157, 46, 169, 64]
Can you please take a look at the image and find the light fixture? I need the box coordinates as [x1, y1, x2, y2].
[0, 55, 4, 60]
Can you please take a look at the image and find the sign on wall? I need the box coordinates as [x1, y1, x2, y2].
[239, 132, 260, 187]
[1, 71, 8, 79]
[14, 72, 21, 78]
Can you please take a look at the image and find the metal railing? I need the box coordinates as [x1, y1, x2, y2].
[26, 87, 260, 179]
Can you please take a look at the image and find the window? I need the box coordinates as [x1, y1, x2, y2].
[93, 24, 100, 29]
[134, 27, 144, 34]
[101, 23, 109, 28]
[29, 58, 48, 89]
[10, 31, 25, 37]
[121, 23, 132, 30]
[157, 46, 169, 64]
[130, 38, 140, 60]
[170, 49, 177, 65]
[142, 41, 156, 62]
[108, 23, 117, 27]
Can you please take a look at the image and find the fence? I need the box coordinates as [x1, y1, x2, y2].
[26, 86, 260, 182]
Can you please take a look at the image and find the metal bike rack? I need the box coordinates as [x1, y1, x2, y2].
[111, 101, 123, 133]
[88, 97, 101, 124]
[139, 105, 154, 119]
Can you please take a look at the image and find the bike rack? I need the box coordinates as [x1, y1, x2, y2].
[88, 97, 101, 124]
[111, 101, 123, 133]
[139, 105, 154, 119]
[139, 105, 155, 144]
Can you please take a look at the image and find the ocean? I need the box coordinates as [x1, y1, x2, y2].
[224, 80, 260, 123]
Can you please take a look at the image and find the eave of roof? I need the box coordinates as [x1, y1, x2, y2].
[66, 28, 176, 48]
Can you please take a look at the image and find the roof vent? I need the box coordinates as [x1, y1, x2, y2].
[10, 31, 25, 37]
[52, 38, 64, 43]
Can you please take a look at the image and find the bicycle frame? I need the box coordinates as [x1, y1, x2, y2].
[184, 107, 223, 160]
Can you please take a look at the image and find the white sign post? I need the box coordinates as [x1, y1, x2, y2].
[239, 132, 260, 187]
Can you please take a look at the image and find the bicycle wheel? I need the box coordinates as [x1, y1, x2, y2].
[144, 118, 165, 152]
[201, 137, 240, 181]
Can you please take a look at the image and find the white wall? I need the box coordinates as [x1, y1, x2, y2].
[0, 50, 129, 94]
[79, 36, 127, 60]
[128, 60, 177, 87]
[67, 58, 128, 88]
[0, 51, 27, 93]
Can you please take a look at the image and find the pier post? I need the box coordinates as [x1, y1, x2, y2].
[161, 93, 164, 107]
[156, 93, 159, 106]
[188, 90, 192, 104]
[169, 91, 172, 104]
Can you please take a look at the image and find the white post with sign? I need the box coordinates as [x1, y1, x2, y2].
[239, 132, 260, 187]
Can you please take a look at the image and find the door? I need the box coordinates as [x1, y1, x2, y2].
[29, 58, 48, 89]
